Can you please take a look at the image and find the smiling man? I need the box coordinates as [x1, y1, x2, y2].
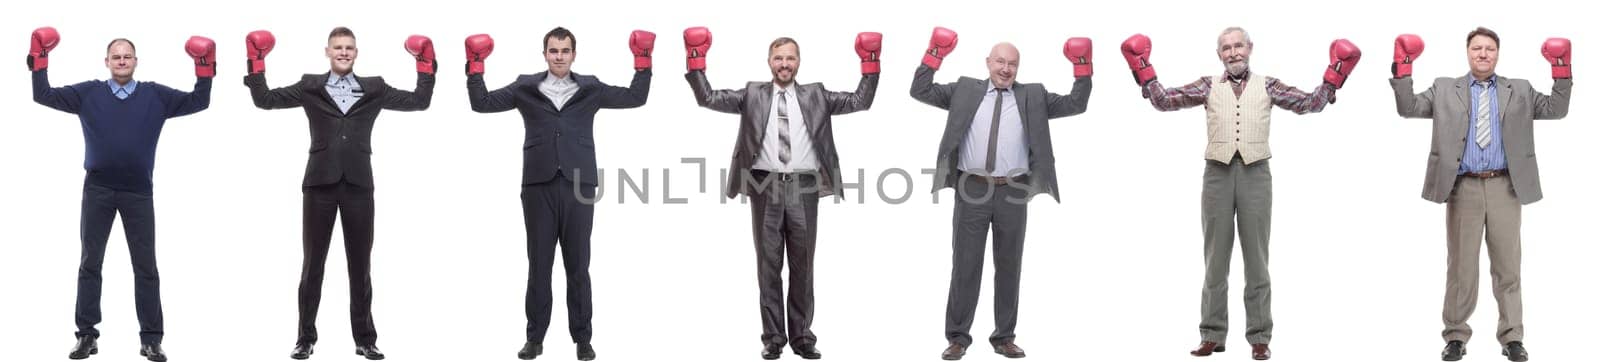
[31, 26, 215, 362]
[684, 27, 879, 360]
[1389, 27, 1572, 362]
[908, 27, 1093, 361]
[242, 26, 436, 361]
[1120, 27, 1360, 361]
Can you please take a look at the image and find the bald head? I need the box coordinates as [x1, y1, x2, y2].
[986, 42, 1020, 89]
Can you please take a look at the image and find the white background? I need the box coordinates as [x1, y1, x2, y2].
[1, 0, 1594, 361]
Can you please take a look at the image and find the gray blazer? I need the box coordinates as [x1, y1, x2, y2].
[1392, 76, 1571, 205]
[686, 70, 878, 198]
[909, 64, 1091, 202]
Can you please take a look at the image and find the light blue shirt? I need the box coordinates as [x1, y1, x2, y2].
[959, 80, 1027, 177]
[107, 79, 138, 100]
[325, 73, 363, 114]
[1459, 74, 1506, 174]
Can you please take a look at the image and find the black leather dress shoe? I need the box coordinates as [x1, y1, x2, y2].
[518, 342, 543, 360]
[576, 343, 596, 361]
[1442, 340, 1466, 361]
[792, 343, 821, 359]
[290, 343, 314, 360]
[140, 344, 167, 362]
[761, 343, 782, 360]
[355, 345, 385, 360]
[68, 335, 97, 359]
[1502, 341, 1528, 362]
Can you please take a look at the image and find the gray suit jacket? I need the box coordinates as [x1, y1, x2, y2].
[1392, 75, 1571, 204]
[686, 70, 878, 198]
[909, 64, 1091, 202]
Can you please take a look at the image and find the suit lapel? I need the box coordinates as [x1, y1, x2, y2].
[951, 78, 984, 132]
[795, 84, 819, 137]
[1496, 79, 1512, 124]
[752, 83, 773, 141]
[348, 76, 380, 112]
[313, 73, 338, 110]
[1013, 84, 1031, 134]
[1454, 76, 1472, 125]
[567, 72, 591, 110]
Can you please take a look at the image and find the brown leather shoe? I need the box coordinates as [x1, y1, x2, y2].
[1190, 341, 1225, 356]
[1251, 343, 1271, 360]
[941, 343, 966, 360]
[993, 342, 1025, 358]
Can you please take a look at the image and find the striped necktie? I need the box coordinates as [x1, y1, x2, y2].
[776, 90, 791, 165]
[1474, 81, 1492, 149]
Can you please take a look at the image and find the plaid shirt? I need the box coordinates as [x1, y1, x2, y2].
[1142, 71, 1335, 114]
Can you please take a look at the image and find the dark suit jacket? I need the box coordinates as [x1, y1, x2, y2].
[467, 70, 651, 187]
[909, 64, 1091, 202]
[1392, 76, 1571, 205]
[245, 72, 434, 187]
[686, 70, 878, 198]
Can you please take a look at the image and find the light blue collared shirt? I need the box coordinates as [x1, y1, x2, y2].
[1460, 74, 1506, 174]
[107, 79, 138, 100]
[325, 73, 363, 114]
[959, 80, 1028, 177]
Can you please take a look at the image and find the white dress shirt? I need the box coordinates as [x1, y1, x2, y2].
[959, 80, 1028, 177]
[753, 84, 818, 172]
[539, 73, 578, 110]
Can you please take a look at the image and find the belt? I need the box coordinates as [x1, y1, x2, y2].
[964, 172, 1028, 186]
[1460, 169, 1509, 178]
[751, 169, 816, 182]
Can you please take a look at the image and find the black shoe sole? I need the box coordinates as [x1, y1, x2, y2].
[355, 350, 385, 360]
[68, 348, 98, 360]
[140, 351, 167, 362]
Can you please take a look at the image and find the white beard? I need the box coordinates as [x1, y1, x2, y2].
[1226, 62, 1249, 77]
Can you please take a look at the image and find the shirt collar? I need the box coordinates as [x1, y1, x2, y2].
[544, 72, 574, 85]
[1470, 74, 1498, 87]
[985, 80, 1010, 93]
[772, 83, 794, 96]
[326, 72, 358, 86]
[107, 79, 138, 96]
[1225, 69, 1251, 84]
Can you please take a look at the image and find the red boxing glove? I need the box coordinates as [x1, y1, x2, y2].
[186, 36, 217, 78]
[923, 27, 957, 70]
[1392, 34, 1424, 79]
[683, 26, 711, 72]
[465, 33, 494, 75]
[1120, 34, 1157, 86]
[1064, 37, 1092, 77]
[1323, 39, 1361, 89]
[246, 30, 275, 74]
[856, 32, 882, 75]
[29, 26, 60, 72]
[630, 30, 655, 71]
[1542, 37, 1571, 79]
[405, 35, 436, 75]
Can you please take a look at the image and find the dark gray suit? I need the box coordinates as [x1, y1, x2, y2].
[687, 69, 876, 347]
[909, 63, 1090, 347]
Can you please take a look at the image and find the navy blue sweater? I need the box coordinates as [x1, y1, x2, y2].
[32, 70, 211, 192]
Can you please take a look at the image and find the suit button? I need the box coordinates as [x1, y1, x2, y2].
[342, 136, 348, 140]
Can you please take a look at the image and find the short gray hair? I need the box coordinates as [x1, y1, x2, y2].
[1217, 27, 1252, 48]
